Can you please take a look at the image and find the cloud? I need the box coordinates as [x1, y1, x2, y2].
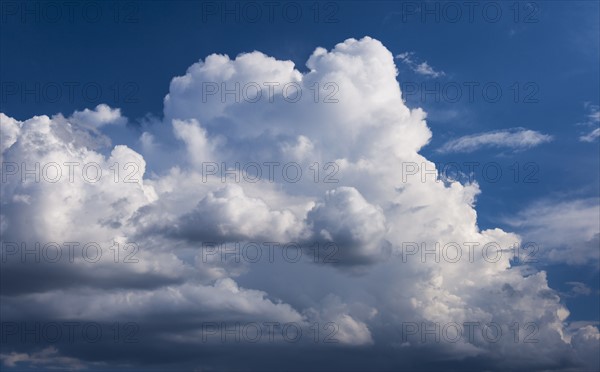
[505, 198, 600, 266]
[0, 113, 20, 156]
[70, 103, 127, 128]
[1, 37, 597, 371]
[0, 347, 85, 370]
[564, 282, 594, 297]
[438, 127, 553, 153]
[395, 52, 445, 78]
[580, 127, 600, 142]
[170, 184, 303, 243]
[305, 186, 390, 265]
[577, 103, 600, 142]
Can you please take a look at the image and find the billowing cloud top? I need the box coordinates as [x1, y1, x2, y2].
[0, 37, 597, 371]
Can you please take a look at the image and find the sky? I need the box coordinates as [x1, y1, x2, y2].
[0, 1, 599, 371]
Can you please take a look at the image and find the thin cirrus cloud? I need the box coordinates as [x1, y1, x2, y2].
[580, 128, 600, 142]
[578, 103, 600, 142]
[438, 127, 553, 153]
[1, 37, 599, 371]
[395, 51, 445, 78]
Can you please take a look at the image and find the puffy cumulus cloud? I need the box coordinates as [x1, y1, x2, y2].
[171, 184, 304, 243]
[438, 127, 553, 153]
[305, 187, 390, 265]
[570, 325, 600, 370]
[69, 103, 127, 128]
[172, 118, 219, 166]
[303, 294, 375, 346]
[0, 113, 153, 242]
[162, 37, 430, 172]
[0, 112, 191, 298]
[1, 37, 597, 371]
[0, 113, 20, 157]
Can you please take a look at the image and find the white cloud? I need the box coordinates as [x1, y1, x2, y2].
[395, 52, 445, 78]
[305, 186, 390, 265]
[70, 103, 127, 128]
[505, 198, 600, 266]
[0, 113, 20, 155]
[577, 103, 599, 142]
[172, 184, 304, 242]
[0, 37, 596, 370]
[580, 127, 600, 142]
[438, 127, 553, 153]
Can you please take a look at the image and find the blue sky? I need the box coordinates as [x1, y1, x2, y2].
[1, 1, 599, 371]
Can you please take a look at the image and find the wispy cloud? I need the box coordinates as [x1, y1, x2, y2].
[438, 127, 553, 153]
[578, 103, 600, 142]
[504, 198, 600, 267]
[580, 128, 600, 142]
[395, 52, 445, 78]
[564, 282, 594, 297]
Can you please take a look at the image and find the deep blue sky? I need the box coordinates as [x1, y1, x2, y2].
[1, 0, 599, 322]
